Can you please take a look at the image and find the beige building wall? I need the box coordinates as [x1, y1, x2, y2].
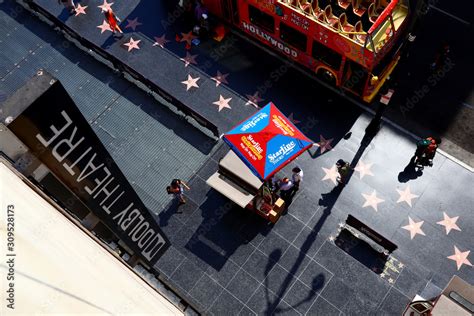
[0, 161, 182, 315]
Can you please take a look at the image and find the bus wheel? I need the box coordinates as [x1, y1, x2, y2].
[317, 69, 337, 86]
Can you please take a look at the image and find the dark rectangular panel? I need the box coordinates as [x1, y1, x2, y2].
[346, 214, 397, 253]
[5, 71, 170, 265]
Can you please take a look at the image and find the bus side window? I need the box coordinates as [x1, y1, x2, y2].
[312, 40, 342, 71]
[248, 5, 275, 33]
[279, 23, 308, 52]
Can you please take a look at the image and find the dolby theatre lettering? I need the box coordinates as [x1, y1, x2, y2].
[7, 75, 169, 265]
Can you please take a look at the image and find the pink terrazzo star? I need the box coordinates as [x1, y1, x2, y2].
[212, 95, 232, 112]
[153, 35, 170, 48]
[245, 92, 263, 108]
[74, 4, 87, 16]
[180, 52, 198, 67]
[437, 212, 461, 235]
[97, 20, 112, 34]
[211, 70, 229, 87]
[402, 217, 425, 240]
[98, 0, 113, 12]
[125, 17, 142, 31]
[447, 246, 472, 270]
[315, 135, 333, 154]
[124, 37, 141, 52]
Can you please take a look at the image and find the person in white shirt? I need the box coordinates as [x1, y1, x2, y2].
[292, 167, 303, 191]
[279, 177, 294, 201]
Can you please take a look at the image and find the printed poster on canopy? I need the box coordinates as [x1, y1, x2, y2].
[224, 102, 313, 180]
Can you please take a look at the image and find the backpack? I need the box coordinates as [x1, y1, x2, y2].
[416, 139, 431, 149]
[425, 143, 437, 154]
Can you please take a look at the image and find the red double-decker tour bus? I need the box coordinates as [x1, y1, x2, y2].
[206, 0, 411, 102]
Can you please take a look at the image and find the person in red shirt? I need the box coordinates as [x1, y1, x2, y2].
[104, 9, 123, 36]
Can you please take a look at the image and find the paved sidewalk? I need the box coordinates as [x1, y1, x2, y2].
[154, 113, 473, 315]
[1, 1, 472, 315]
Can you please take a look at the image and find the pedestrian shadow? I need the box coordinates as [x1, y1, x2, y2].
[398, 157, 423, 182]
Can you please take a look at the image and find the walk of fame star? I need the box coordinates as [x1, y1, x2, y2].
[74, 4, 87, 16]
[396, 186, 419, 207]
[211, 70, 229, 87]
[361, 190, 384, 212]
[153, 35, 169, 48]
[98, 0, 113, 12]
[437, 212, 461, 235]
[181, 74, 200, 91]
[245, 92, 263, 107]
[316, 135, 333, 154]
[287, 113, 301, 124]
[213, 95, 232, 112]
[447, 246, 472, 270]
[322, 165, 339, 185]
[125, 17, 142, 31]
[180, 52, 198, 67]
[124, 38, 140, 52]
[402, 217, 425, 239]
[97, 20, 112, 34]
[354, 160, 374, 179]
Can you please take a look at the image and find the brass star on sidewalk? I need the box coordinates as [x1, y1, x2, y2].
[98, 0, 113, 12]
[361, 190, 384, 212]
[180, 52, 198, 67]
[211, 70, 229, 87]
[316, 135, 333, 154]
[287, 113, 301, 125]
[124, 37, 141, 52]
[181, 74, 200, 91]
[437, 212, 461, 235]
[402, 217, 425, 240]
[153, 35, 169, 48]
[396, 186, 419, 207]
[97, 20, 112, 34]
[213, 95, 232, 112]
[74, 3, 87, 16]
[125, 17, 142, 31]
[322, 165, 339, 185]
[354, 160, 374, 179]
[245, 92, 263, 108]
[447, 246, 472, 270]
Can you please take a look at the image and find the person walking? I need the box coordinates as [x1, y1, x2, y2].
[336, 159, 351, 185]
[413, 136, 441, 168]
[291, 167, 303, 191]
[58, 0, 75, 15]
[104, 9, 123, 36]
[168, 179, 190, 205]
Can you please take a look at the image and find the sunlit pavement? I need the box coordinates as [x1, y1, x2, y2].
[0, 0, 472, 314]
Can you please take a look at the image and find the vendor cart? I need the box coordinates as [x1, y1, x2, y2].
[206, 102, 313, 223]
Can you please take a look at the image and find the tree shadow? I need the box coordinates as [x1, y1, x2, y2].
[261, 123, 379, 314]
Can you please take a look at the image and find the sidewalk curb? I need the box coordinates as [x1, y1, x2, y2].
[355, 101, 474, 173]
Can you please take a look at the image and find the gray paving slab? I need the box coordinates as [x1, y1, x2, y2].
[307, 296, 341, 316]
[188, 273, 224, 313]
[226, 269, 260, 305]
[2, 1, 474, 314]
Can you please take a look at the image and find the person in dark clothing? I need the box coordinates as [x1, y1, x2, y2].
[413, 136, 441, 168]
[336, 159, 351, 185]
